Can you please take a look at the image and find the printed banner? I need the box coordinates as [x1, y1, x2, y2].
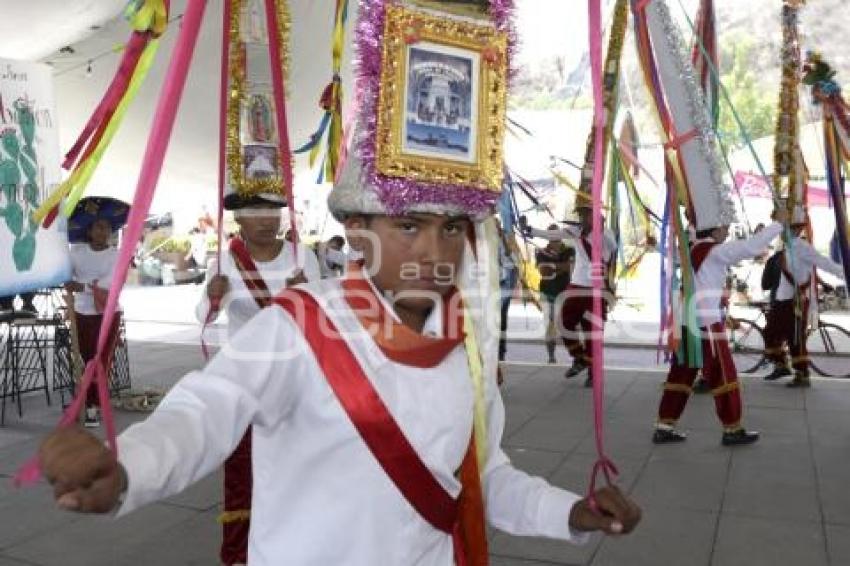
[0, 59, 69, 296]
[733, 171, 841, 208]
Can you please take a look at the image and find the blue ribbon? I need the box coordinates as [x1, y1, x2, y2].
[294, 111, 331, 154]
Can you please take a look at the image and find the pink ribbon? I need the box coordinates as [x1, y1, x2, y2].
[199, 0, 233, 362]
[264, 0, 299, 261]
[15, 0, 209, 487]
[62, 32, 150, 170]
[585, 0, 618, 502]
[216, 0, 231, 269]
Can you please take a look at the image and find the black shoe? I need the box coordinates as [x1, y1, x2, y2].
[547, 355, 556, 364]
[653, 428, 687, 444]
[764, 367, 792, 381]
[584, 375, 593, 388]
[565, 361, 588, 379]
[693, 378, 710, 394]
[721, 428, 759, 446]
[786, 375, 811, 388]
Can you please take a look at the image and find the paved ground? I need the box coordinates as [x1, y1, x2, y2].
[1, 339, 849, 565]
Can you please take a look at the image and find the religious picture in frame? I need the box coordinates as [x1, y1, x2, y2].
[241, 93, 277, 145]
[375, 6, 508, 191]
[243, 145, 280, 181]
[403, 44, 476, 164]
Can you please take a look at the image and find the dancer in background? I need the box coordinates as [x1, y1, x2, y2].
[521, 203, 618, 386]
[535, 225, 575, 364]
[196, 186, 319, 566]
[654, 209, 786, 446]
[762, 207, 844, 388]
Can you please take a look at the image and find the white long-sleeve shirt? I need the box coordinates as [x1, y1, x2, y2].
[692, 223, 782, 324]
[775, 236, 845, 301]
[118, 278, 588, 565]
[195, 241, 320, 336]
[528, 225, 617, 287]
[69, 244, 119, 315]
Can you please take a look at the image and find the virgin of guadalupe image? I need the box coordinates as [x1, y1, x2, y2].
[247, 94, 275, 143]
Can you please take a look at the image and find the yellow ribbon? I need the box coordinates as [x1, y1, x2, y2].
[65, 39, 160, 216]
[462, 306, 488, 467]
[324, 0, 347, 180]
[127, 0, 169, 36]
[32, 38, 160, 223]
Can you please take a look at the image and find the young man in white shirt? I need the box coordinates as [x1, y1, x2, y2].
[197, 189, 319, 565]
[38, 169, 640, 566]
[762, 220, 845, 387]
[654, 209, 787, 446]
[520, 205, 618, 386]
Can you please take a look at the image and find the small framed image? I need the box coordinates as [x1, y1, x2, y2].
[241, 93, 278, 145]
[243, 145, 280, 180]
[403, 44, 477, 164]
[375, 6, 508, 191]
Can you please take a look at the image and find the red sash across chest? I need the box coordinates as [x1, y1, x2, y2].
[272, 269, 488, 565]
[229, 237, 273, 309]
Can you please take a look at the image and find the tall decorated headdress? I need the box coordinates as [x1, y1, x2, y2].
[328, 0, 513, 221]
[633, 0, 737, 232]
[223, 0, 291, 210]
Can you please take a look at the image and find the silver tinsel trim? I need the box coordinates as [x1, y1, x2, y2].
[651, 0, 738, 225]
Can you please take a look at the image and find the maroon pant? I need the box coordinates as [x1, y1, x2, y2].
[221, 430, 252, 565]
[763, 299, 810, 375]
[559, 285, 609, 367]
[658, 324, 743, 429]
[74, 312, 121, 407]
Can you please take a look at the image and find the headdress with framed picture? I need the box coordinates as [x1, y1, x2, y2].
[328, 0, 515, 221]
[224, 0, 291, 209]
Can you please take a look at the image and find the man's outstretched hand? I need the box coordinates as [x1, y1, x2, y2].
[39, 426, 126, 514]
[569, 485, 641, 535]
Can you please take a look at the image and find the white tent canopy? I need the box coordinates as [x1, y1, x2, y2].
[2, 1, 360, 233]
[0, 1, 593, 234]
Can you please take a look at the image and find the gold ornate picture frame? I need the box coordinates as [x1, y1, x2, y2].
[226, 0, 291, 197]
[375, 5, 508, 191]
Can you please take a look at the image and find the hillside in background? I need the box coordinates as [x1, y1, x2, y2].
[511, 0, 850, 147]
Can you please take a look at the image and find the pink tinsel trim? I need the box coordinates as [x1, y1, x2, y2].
[353, 0, 515, 216]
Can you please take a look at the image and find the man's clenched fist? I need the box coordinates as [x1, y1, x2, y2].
[569, 485, 642, 536]
[39, 426, 126, 514]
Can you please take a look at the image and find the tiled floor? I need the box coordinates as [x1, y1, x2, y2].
[1, 341, 848, 565]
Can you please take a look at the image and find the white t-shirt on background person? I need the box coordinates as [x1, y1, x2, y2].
[69, 244, 120, 315]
